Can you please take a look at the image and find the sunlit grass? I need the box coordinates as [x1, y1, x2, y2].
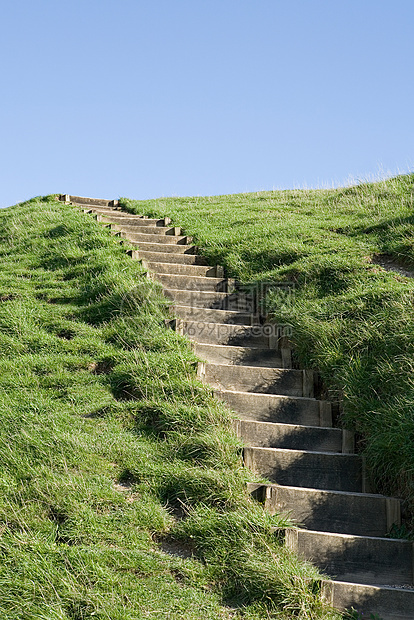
[122, 173, 414, 522]
[0, 196, 339, 619]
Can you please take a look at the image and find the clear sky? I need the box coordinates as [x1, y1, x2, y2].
[1, 0, 413, 208]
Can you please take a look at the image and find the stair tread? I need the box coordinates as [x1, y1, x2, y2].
[158, 273, 226, 282]
[123, 233, 188, 242]
[237, 420, 343, 451]
[173, 304, 254, 319]
[197, 343, 270, 351]
[296, 528, 410, 543]
[247, 445, 358, 457]
[287, 527, 413, 586]
[147, 264, 219, 277]
[218, 388, 316, 400]
[240, 420, 339, 432]
[324, 579, 414, 619]
[182, 320, 256, 328]
[130, 242, 197, 253]
[113, 225, 173, 232]
[248, 481, 392, 500]
[207, 362, 297, 372]
[134, 253, 208, 265]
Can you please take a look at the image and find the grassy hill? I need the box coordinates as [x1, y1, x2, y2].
[122, 173, 414, 529]
[0, 197, 341, 619]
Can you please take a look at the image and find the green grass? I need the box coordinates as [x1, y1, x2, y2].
[121, 173, 414, 525]
[0, 196, 340, 619]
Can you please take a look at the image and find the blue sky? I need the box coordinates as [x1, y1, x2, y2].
[1, 0, 413, 207]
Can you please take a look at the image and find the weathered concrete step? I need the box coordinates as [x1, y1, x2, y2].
[235, 420, 344, 452]
[88, 208, 147, 218]
[199, 362, 313, 397]
[172, 305, 256, 325]
[154, 273, 233, 293]
[109, 223, 179, 234]
[194, 343, 283, 367]
[175, 319, 273, 347]
[162, 288, 258, 312]
[119, 232, 190, 244]
[82, 207, 124, 215]
[133, 251, 208, 266]
[129, 243, 197, 254]
[248, 482, 401, 536]
[100, 216, 167, 227]
[244, 447, 363, 492]
[163, 288, 231, 308]
[142, 261, 220, 278]
[216, 389, 332, 426]
[321, 578, 414, 619]
[286, 528, 413, 586]
[61, 194, 116, 207]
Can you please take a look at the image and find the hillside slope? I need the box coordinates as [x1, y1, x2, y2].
[0, 197, 340, 619]
[122, 174, 414, 525]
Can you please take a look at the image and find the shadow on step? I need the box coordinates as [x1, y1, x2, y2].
[240, 421, 341, 452]
[249, 483, 396, 537]
[284, 528, 413, 587]
[250, 486, 413, 613]
[218, 391, 323, 425]
[245, 448, 362, 493]
[321, 578, 414, 619]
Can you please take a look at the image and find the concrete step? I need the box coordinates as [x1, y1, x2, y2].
[199, 362, 312, 397]
[142, 261, 220, 278]
[163, 288, 232, 308]
[285, 528, 413, 586]
[133, 251, 208, 266]
[235, 420, 343, 452]
[216, 389, 332, 426]
[82, 207, 126, 215]
[321, 578, 414, 619]
[172, 305, 256, 325]
[162, 288, 257, 312]
[175, 319, 270, 346]
[194, 343, 283, 367]
[154, 273, 233, 293]
[61, 194, 115, 207]
[248, 483, 401, 537]
[109, 223, 179, 234]
[244, 446, 364, 492]
[129, 244, 197, 254]
[119, 232, 190, 244]
[99, 216, 167, 227]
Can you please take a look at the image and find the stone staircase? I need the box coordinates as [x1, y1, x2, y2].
[60, 194, 414, 620]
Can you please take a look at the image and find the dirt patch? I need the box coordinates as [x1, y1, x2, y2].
[88, 359, 115, 375]
[0, 294, 17, 302]
[56, 329, 76, 340]
[113, 481, 133, 492]
[371, 254, 414, 278]
[159, 540, 194, 559]
[113, 480, 138, 503]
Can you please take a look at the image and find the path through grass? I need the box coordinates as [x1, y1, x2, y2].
[0, 197, 339, 619]
[122, 174, 414, 525]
